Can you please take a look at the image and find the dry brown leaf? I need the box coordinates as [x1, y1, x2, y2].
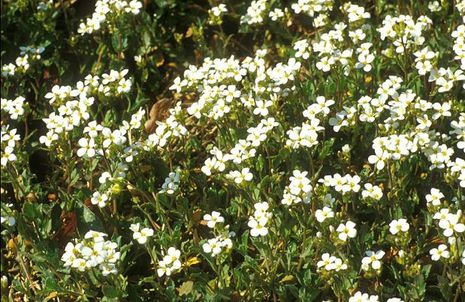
[144, 98, 172, 133]
[54, 211, 77, 243]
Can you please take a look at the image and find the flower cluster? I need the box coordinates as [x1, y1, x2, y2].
[291, 0, 333, 17]
[341, 2, 370, 23]
[319, 173, 361, 194]
[201, 117, 278, 176]
[208, 4, 228, 25]
[160, 170, 180, 194]
[281, 170, 313, 206]
[434, 209, 465, 238]
[285, 97, 331, 149]
[78, 0, 143, 35]
[202, 235, 233, 257]
[157, 247, 182, 277]
[40, 69, 132, 148]
[1, 96, 26, 120]
[378, 15, 431, 54]
[1, 127, 21, 167]
[3, 0, 465, 300]
[361, 250, 385, 271]
[61, 231, 120, 276]
[414, 47, 437, 75]
[201, 211, 233, 257]
[317, 253, 347, 272]
[1, 46, 44, 77]
[248, 202, 272, 237]
[286, 118, 325, 149]
[145, 103, 187, 149]
[240, 0, 267, 25]
[130, 223, 154, 244]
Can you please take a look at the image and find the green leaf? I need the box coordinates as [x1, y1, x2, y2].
[23, 202, 40, 220]
[438, 275, 452, 300]
[76, 202, 104, 233]
[111, 34, 128, 52]
[102, 285, 119, 299]
[318, 138, 335, 160]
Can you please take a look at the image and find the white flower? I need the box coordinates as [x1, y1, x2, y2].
[99, 171, 112, 184]
[77, 137, 96, 158]
[72, 258, 88, 271]
[39, 130, 58, 147]
[425, 188, 444, 206]
[289, 170, 312, 195]
[157, 247, 182, 277]
[429, 244, 450, 261]
[389, 218, 410, 235]
[317, 253, 335, 270]
[428, 1, 441, 12]
[1, 146, 16, 166]
[130, 223, 154, 244]
[248, 217, 269, 237]
[361, 183, 383, 200]
[202, 238, 222, 256]
[253, 100, 273, 116]
[438, 212, 465, 237]
[336, 221, 357, 241]
[269, 8, 284, 21]
[368, 148, 387, 170]
[84, 230, 107, 242]
[315, 206, 334, 223]
[226, 168, 253, 184]
[344, 174, 361, 192]
[361, 250, 385, 271]
[356, 52, 375, 72]
[203, 211, 225, 229]
[126, 0, 142, 14]
[248, 202, 271, 237]
[202, 236, 232, 257]
[83, 121, 103, 138]
[1, 216, 16, 227]
[349, 291, 379, 302]
[90, 191, 109, 208]
[161, 171, 180, 194]
[316, 56, 334, 72]
[317, 253, 347, 272]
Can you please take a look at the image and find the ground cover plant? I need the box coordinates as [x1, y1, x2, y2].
[1, 0, 465, 301]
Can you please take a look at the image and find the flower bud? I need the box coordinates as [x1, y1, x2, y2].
[1, 275, 7, 289]
[111, 183, 122, 195]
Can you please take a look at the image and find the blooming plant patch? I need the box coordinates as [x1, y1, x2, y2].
[1, 0, 465, 301]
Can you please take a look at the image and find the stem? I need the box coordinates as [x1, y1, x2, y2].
[453, 281, 461, 302]
[17, 253, 37, 295]
[137, 204, 161, 230]
[297, 227, 307, 271]
[6, 165, 27, 198]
